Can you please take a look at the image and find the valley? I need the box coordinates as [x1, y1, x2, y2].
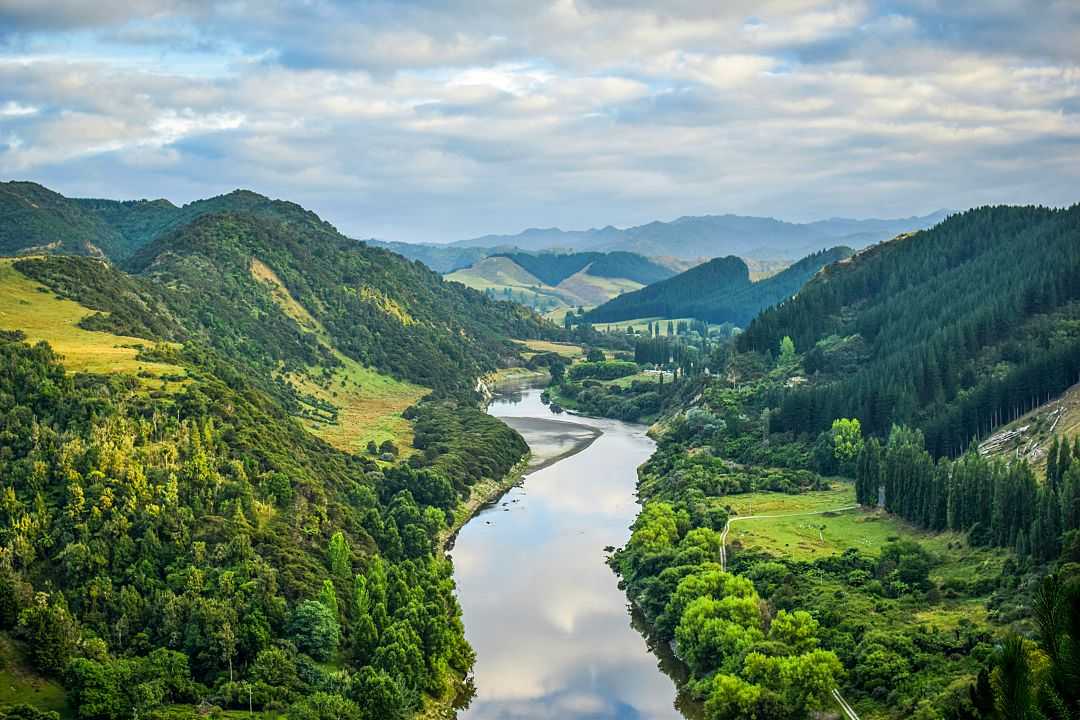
[3, 6, 1077, 720]
[0, 185, 1076, 720]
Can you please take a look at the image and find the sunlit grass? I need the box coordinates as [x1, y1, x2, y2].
[0, 258, 185, 384]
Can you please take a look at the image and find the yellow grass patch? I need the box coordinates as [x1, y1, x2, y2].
[519, 339, 584, 359]
[251, 257, 428, 453]
[0, 258, 185, 382]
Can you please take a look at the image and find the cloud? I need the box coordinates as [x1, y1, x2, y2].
[0, 0, 1077, 241]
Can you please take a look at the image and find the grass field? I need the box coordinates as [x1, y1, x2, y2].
[600, 370, 671, 387]
[725, 483, 1008, 579]
[0, 258, 186, 384]
[290, 355, 427, 456]
[252, 258, 427, 454]
[0, 634, 70, 717]
[519, 339, 585, 359]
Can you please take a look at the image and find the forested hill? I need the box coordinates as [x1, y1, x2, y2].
[739, 204, 1080, 456]
[493, 250, 675, 286]
[122, 211, 546, 393]
[0, 184, 555, 718]
[1, 180, 341, 262]
[1, 181, 130, 258]
[584, 246, 852, 325]
[4, 183, 549, 396]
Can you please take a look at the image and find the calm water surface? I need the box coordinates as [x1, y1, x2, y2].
[451, 384, 697, 720]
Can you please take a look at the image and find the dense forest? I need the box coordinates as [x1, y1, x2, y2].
[739, 205, 1080, 455]
[0, 331, 530, 718]
[14, 195, 552, 398]
[583, 247, 851, 325]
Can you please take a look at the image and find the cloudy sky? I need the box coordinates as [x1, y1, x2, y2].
[1, 1, 1078, 242]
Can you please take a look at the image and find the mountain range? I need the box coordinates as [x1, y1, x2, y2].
[450, 210, 950, 260]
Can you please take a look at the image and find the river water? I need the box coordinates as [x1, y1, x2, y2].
[451, 384, 696, 720]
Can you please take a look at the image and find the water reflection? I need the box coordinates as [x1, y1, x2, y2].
[452, 385, 698, 719]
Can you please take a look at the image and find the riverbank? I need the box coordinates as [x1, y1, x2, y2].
[440, 455, 531, 550]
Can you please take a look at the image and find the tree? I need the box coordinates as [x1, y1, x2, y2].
[779, 335, 796, 364]
[287, 692, 362, 720]
[704, 674, 763, 720]
[586, 348, 605, 362]
[352, 666, 408, 720]
[767, 610, 820, 653]
[288, 600, 340, 661]
[328, 531, 351, 578]
[319, 579, 340, 617]
[831, 418, 863, 472]
[17, 596, 78, 675]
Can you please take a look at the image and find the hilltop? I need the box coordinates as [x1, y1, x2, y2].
[584, 246, 853, 326]
[445, 250, 687, 317]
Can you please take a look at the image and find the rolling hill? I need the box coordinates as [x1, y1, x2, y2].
[584, 246, 853, 326]
[452, 211, 948, 260]
[445, 250, 685, 315]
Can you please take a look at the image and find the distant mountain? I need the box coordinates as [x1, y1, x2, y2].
[445, 250, 681, 315]
[453, 211, 949, 260]
[584, 246, 854, 326]
[365, 239, 495, 273]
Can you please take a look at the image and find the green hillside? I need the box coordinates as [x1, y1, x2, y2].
[557, 204, 1080, 720]
[494, 250, 675, 286]
[739, 205, 1080, 456]
[0, 183, 557, 720]
[584, 248, 851, 326]
[0, 182, 126, 258]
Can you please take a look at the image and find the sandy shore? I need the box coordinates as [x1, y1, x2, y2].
[499, 416, 602, 472]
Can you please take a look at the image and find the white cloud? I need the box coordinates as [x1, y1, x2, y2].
[0, 100, 38, 116]
[0, 1, 1077, 241]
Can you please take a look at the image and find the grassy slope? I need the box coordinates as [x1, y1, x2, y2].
[518, 339, 584, 359]
[0, 634, 70, 717]
[250, 258, 427, 453]
[723, 483, 1007, 719]
[0, 258, 185, 383]
[445, 256, 645, 313]
[725, 483, 1007, 573]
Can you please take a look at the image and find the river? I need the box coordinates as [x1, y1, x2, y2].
[450, 383, 698, 720]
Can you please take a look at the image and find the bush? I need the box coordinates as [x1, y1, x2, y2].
[568, 360, 638, 381]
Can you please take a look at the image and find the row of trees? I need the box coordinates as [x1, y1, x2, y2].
[854, 428, 1080, 560]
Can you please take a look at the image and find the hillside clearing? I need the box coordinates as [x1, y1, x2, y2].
[0, 258, 185, 383]
[725, 483, 1009, 579]
[0, 633, 70, 717]
[251, 257, 428, 453]
[519, 339, 585, 359]
[978, 380, 1080, 474]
